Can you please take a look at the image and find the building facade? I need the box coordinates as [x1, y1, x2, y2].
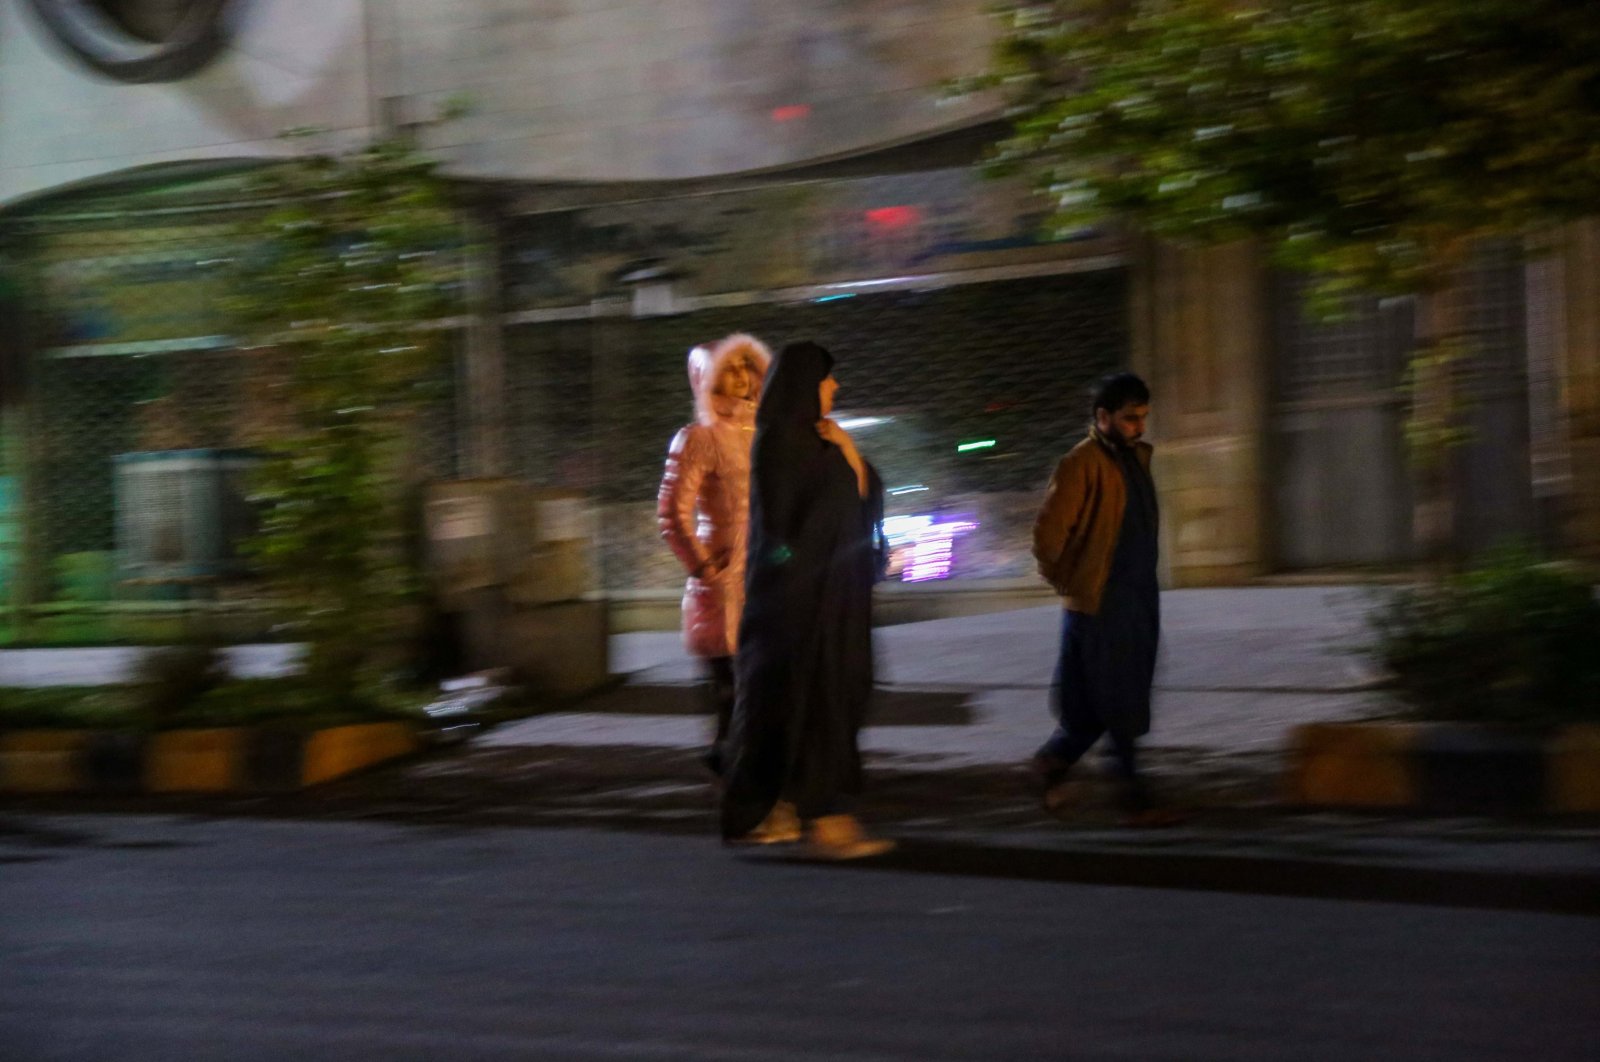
[1, 0, 1594, 627]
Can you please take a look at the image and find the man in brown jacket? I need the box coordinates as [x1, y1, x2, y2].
[1030, 372, 1172, 824]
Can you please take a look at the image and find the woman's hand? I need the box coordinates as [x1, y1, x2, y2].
[816, 417, 850, 448]
[817, 418, 869, 498]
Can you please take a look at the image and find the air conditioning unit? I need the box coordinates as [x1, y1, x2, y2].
[114, 448, 258, 589]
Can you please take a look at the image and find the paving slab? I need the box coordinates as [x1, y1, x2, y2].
[512, 588, 1384, 766]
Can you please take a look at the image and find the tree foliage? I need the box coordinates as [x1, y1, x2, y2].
[227, 132, 464, 702]
[969, 0, 1600, 295]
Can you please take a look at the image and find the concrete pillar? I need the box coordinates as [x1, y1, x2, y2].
[1129, 238, 1272, 586]
[458, 215, 508, 478]
[1554, 221, 1600, 561]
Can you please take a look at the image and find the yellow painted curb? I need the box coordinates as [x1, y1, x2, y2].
[1548, 725, 1600, 814]
[0, 731, 88, 793]
[144, 728, 244, 793]
[301, 722, 419, 787]
[1286, 723, 1422, 808]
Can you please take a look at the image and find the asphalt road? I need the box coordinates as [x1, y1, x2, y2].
[3, 813, 1596, 1062]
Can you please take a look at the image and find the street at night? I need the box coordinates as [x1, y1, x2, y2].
[4, 812, 1597, 1062]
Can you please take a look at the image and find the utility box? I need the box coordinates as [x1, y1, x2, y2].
[423, 479, 608, 698]
[114, 448, 258, 591]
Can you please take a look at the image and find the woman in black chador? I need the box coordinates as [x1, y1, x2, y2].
[719, 341, 894, 859]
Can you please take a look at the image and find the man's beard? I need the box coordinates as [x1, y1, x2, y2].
[1101, 424, 1136, 449]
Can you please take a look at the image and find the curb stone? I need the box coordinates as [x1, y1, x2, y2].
[0, 722, 421, 795]
[1287, 722, 1600, 815]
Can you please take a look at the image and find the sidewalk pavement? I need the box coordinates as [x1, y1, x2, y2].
[461, 585, 1597, 899]
[0, 644, 299, 688]
[487, 585, 1387, 765]
[5, 587, 1596, 900]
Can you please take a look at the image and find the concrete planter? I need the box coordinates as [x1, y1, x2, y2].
[1287, 722, 1600, 815]
[0, 722, 420, 795]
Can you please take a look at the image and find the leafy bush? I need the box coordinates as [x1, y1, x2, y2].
[0, 687, 133, 730]
[128, 645, 228, 724]
[179, 677, 429, 730]
[1367, 549, 1600, 728]
[0, 676, 428, 732]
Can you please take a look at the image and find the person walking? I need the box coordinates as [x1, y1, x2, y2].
[657, 333, 772, 779]
[719, 341, 894, 859]
[1030, 371, 1177, 826]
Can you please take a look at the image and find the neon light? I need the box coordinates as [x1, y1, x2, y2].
[771, 104, 812, 122]
[882, 515, 934, 545]
[904, 532, 954, 583]
[956, 439, 997, 453]
[835, 415, 890, 431]
[881, 512, 979, 582]
[813, 293, 856, 303]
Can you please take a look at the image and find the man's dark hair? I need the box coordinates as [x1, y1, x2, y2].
[1090, 372, 1151, 415]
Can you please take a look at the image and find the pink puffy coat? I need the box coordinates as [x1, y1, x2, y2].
[657, 334, 772, 658]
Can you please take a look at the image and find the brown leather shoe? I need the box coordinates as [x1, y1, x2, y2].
[803, 815, 895, 860]
[726, 800, 802, 846]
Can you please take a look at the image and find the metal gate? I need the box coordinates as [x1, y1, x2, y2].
[1269, 248, 1535, 569]
[505, 269, 1131, 589]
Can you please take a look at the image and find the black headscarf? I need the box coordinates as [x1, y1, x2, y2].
[755, 340, 832, 431]
[746, 341, 834, 566]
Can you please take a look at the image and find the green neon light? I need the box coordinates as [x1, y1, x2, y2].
[956, 439, 997, 453]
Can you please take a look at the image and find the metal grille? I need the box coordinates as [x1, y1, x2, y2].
[1455, 242, 1529, 396]
[1272, 276, 1414, 402]
[1269, 246, 1534, 567]
[1274, 244, 1529, 404]
[3, 166, 1124, 638]
[0, 180, 461, 641]
[507, 270, 1130, 590]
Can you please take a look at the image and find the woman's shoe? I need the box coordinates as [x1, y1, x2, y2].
[1042, 778, 1089, 816]
[727, 800, 802, 845]
[803, 815, 895, 860]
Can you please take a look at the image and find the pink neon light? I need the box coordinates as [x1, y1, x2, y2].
[899, 518, 978, 583]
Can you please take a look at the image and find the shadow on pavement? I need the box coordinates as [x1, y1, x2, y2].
[5, 742, 1597, 917]
[762, 837, 1600, 917]
[579, 684, 975, 725]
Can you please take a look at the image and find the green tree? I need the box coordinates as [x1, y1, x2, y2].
[967, 0, 1600, 554]
[228, 132, 465, 703]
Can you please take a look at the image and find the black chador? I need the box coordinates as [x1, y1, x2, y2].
[719, 342, 885, 840]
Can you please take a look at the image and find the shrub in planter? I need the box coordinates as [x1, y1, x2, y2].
[1367, 549, 1600, 729]
[129, 645, 228, 726]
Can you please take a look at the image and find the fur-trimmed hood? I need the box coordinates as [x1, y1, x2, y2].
[688, 333, 772, 426]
